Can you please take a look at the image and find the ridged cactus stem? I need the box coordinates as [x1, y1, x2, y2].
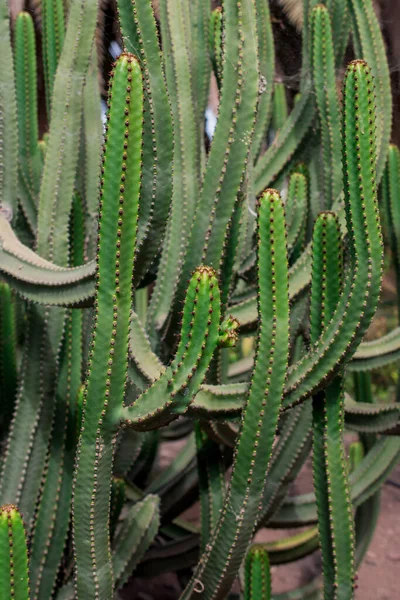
[42, 0, 65, 116]
[209, 7, 223, 89]
[244, 546, 271, 600]
[310, 212, 355, 599]
[0, 282, 17, 438]
[15, 11, 41, 219]
[181, 189, 289, 599]
[120, 266, 221, 430]
[310, 4, 342, 208]
[72, 52, 142, 599]
[282, 60, 383, 409]
[0, 504, 30, 599]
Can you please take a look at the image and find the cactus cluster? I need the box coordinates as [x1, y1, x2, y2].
[0, 0, 399, 599]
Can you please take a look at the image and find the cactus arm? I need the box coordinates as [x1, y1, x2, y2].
[14, 12, 41, 231]
[190, 0, 211, 151]
[344, 399, 400, 434]
[15, 11, 38, 161]
[0, 283, 17, 438]
[72, 53, 142, 599]
[286, 172, 308, 262]
[29, 195, 84, 600]
[310, 5, 342, 209]
[117, 0, 173, 281]
[109, 478, 126, 541]
[0, 505, 30, 600]
[271, 83, 289, 136]
[120, 267, 221, 430]
[310, 212, 355, 600]
[146, 0, 199, 331]
[0, 0, 18, 219]
[172, 0, 258, 314]
[349, 0, 391, 183]
[195, 423, 225, 553]
[349, 326, 400, 370]
[180, 190, 289, 600]
[129, 309, 165, 384]
[29, 312, 82, 600]
[259, 402, 313, 525]
[258, 527, 319, 565]
[244, 547, 271, 600]
[272, 436, 400, 527]
[42, 0, 65, 116]
[325, 0, 350, 66]
[0, 306, 56, 523]
[113, 429, 144, 479]
[37, 0, 97, 268]
[112, 494, 160, 589]
[252, 0, 275, 159]
[209, 8, 223, 88]
[0, 213, 95, 305]
[83, 45, 103, 261]
[282, 60, 383, 409]
[254, 92, 315, 195]
[383, 145, 400, 308]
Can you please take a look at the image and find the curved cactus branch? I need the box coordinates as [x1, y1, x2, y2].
[120, 266, 221, 430]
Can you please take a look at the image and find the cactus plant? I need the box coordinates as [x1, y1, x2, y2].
[0, 0, 399, 599]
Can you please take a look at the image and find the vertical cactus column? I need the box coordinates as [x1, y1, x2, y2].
[72, 52, 143, 599]
[42, 0, 65, 115]
[181, 189, 290, 599]
[0, 504, 30, 600]
[310, 212, 355, 599]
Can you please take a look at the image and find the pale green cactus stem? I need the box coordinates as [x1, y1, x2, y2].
[0, 504, 30, 600]
[42, 0, 65, 116]
[0, 1, 18, 219]
[72, 52, 143, 599]
[14, 11, 41, 230]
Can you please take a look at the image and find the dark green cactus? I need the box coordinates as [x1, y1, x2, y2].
[0, 0, 398, 599]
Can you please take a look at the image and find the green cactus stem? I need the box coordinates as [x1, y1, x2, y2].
[120, 266, 221, 430]
[72, 52, 143, 599]
[181, 189, 290, 599]
[14, 11, 41, 231]
[0, 504, 30, 600]
[310, 212, 355, 599]
[42, 0, 65, 116]
[0, 282, 17, 438]
[209, 7, 223, 89]
[310, 4, 342, 208]
[244, 546, 271, 600]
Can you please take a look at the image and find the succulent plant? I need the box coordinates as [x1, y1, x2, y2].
[0, 1, 399, 599]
